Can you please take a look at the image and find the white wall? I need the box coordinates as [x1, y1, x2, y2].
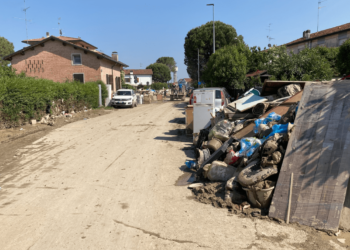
[125, 74, 152, 86]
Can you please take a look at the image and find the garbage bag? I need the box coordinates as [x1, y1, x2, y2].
[208, 120, 234, 142]
[238, 137, 265, 157]
[277, 83, 301, 98]
[225, 189, 247, 205]
[204, 161, 236, 182]
[238, 160, 278, 187]
[253, 112, 281, 133]
[266, 123, 291, 138]
[224, 150, 240, 165]
[226, 176, 241, 191]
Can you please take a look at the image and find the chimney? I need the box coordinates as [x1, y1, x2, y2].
[112, 51, 118, 61]
[46, 32, 50, 37]
[303, 31, 306, 38]
[306, 30, 311, 39]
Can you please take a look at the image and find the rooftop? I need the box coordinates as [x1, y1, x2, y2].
[124, 69, 153, 75]
[22, 36, 98, 50]
[286, 22, 350, 46]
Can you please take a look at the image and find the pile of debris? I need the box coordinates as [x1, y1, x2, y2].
[190, 82, 302, 215]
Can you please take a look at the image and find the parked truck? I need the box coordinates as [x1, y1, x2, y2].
[170, 83, 186, 101]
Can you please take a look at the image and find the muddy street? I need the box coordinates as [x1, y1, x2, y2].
[0, 100, 347, 250]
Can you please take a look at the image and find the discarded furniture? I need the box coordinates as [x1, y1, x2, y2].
[229, 93, 268, 112]
[186, 105, 193, 135]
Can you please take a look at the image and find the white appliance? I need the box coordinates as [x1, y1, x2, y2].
[193, 88, 228, 134]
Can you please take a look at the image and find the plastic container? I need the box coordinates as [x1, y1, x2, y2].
[207, 137, 223, 152]
[253, 112, 281, 133]
[208, 120, 234, 142]
[242, 186, 275, 209]
[185, 160, 196, 169]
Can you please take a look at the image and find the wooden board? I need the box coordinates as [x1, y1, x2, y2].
[185, 106, 193, 135]
[269, 82, 350, 231]
[230, 93, 267, 112]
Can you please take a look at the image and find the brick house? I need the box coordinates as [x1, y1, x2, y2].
[286, 22, 350, 53]
[3, 35, 128, 93]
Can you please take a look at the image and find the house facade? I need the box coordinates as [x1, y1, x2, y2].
[286, 22, 350, 53]
[3, 35, 128, 93]
[124, 69, 153, 87]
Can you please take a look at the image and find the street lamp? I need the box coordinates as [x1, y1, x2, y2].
[207, 4, 215, 53]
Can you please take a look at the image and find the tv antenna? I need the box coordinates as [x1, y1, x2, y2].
[317, 0, 327, 32]
[266, 23, 274, 47]
[23, 0, 30, 44]
[58, 18, 62, 36]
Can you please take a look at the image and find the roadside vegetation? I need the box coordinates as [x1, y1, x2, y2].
[0, 65, 107, 128]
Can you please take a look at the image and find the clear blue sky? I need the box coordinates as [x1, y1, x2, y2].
[1, 0, 349, 81]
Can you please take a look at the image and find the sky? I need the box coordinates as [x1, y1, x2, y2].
[1, 0, 349, 81]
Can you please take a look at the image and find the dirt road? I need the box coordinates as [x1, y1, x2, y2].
[0, 100, 347, 250]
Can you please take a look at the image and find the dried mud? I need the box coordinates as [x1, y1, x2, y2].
[190, 182, 350, 250]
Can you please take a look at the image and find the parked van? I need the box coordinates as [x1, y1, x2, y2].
[193, 88, 231, 134]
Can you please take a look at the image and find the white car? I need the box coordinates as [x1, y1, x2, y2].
[111, 89, 137, 108]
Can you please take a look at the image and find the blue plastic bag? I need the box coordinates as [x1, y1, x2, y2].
[266, 123, 291, 138]
[239, 137, 265, 157]
[253, 112, 282, 133]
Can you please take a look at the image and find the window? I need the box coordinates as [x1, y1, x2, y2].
[106, 74, 109, 84]
[116, 91, 131, 96]
[72, 54, 82, 65]
[317, 38, 325, 46]
[73, 73, 84, 83]
[215, 90, 221, 99]
[339, 32, 348, 46]
[147, 82, 149, 86]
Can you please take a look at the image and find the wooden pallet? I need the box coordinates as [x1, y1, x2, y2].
[269, 82, 350, 231]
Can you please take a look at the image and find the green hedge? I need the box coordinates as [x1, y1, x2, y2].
[0, 66, 105, 128]
[150, 82, 168, 90]
[122, 84, 135, 90]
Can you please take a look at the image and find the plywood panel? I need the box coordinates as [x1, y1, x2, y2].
[269, 82, 350, 231]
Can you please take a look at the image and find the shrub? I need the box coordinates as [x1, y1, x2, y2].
[337, 38, 350, 75]
[122, 84, 135, 90]
[150, 82, 168, 90]
[90, 80, 108, 105]
[0, 67, 102, 128]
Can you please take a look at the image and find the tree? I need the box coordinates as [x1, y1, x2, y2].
[184, 21, 241, 81]
[266, 45, 333, 81]
[337, 39, 350, 76]
[156, 57, 176, 72]
[120, 70, 125, 85]
[247, 46, 269, 73]
[314, 46, 339, 76]
[146, 63, 171, 82]
[202, 45, 247, 89]
[0, 36, 15, 66]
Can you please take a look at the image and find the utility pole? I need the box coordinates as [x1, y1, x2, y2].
[207, 4, 215, 53]
[198, 48, 200, 84]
